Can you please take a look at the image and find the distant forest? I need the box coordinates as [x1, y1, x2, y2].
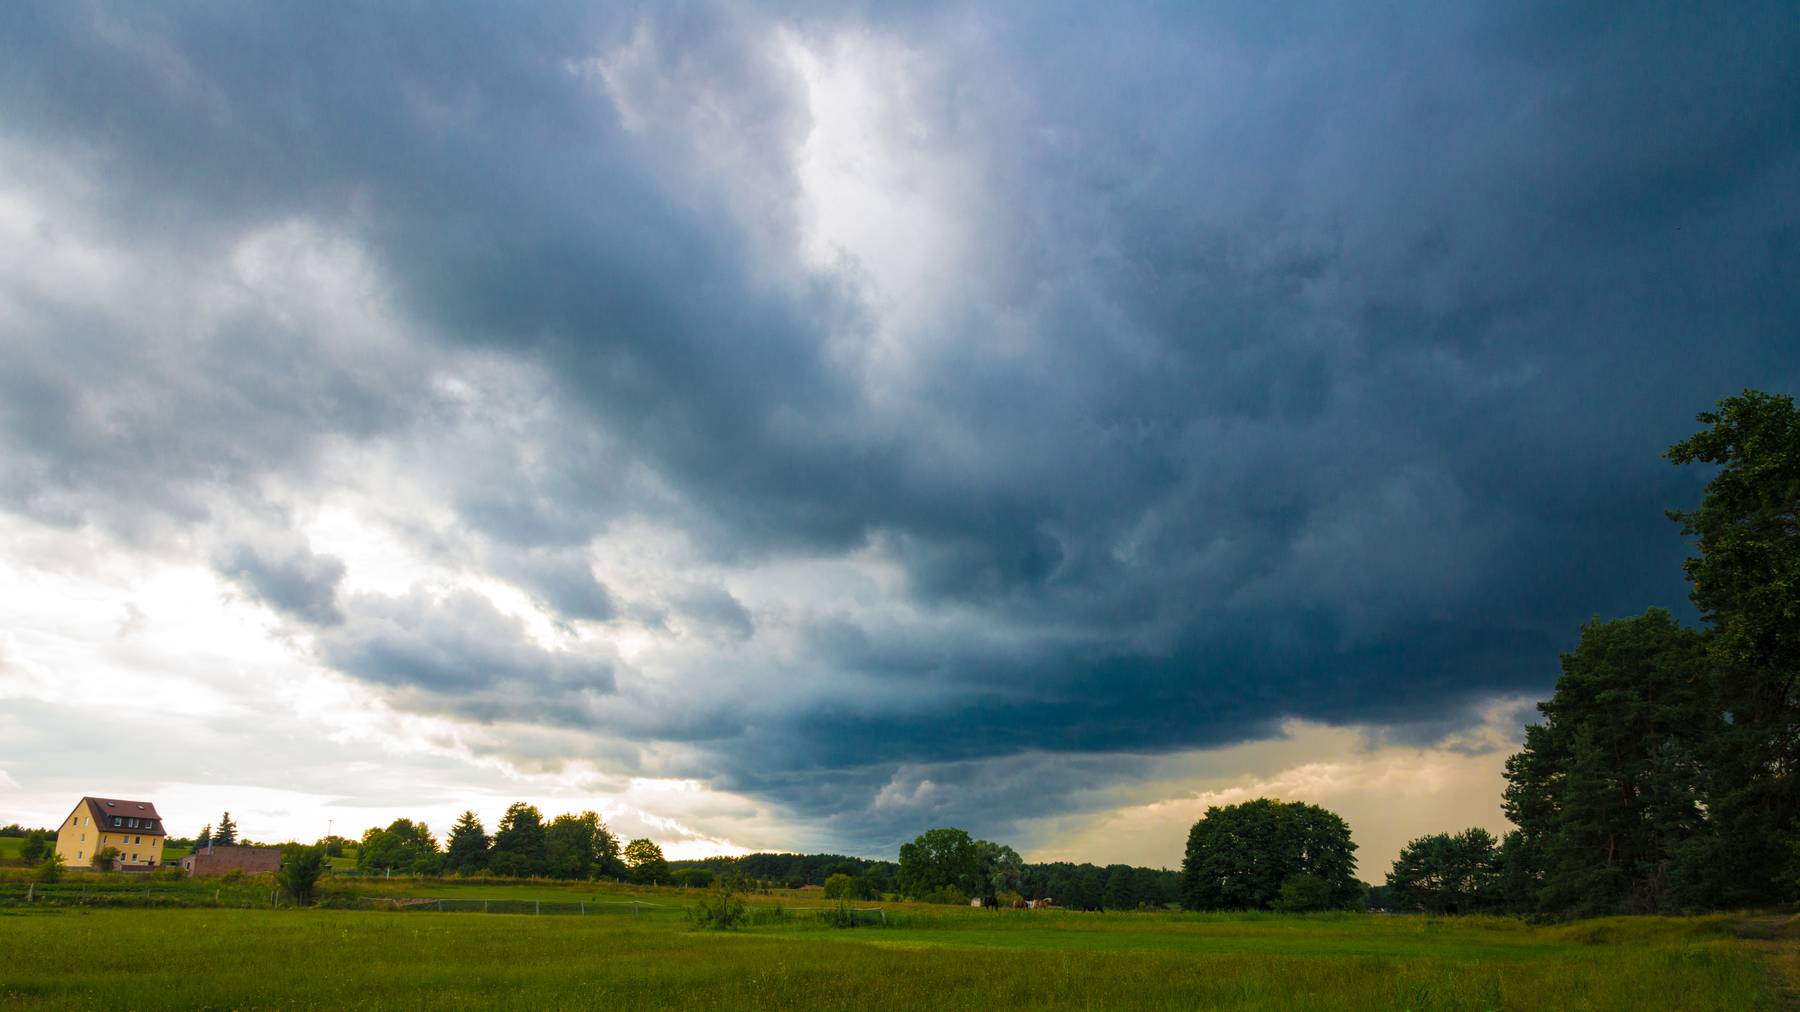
[668, 852, 1181, 911]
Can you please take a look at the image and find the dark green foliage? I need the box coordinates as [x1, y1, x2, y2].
[36, 850, 65, 883]
[1386, 829, 1501, 914]
[624, 838, 669, 885]
[357, 819, 441, 875]
[544, 811, 618, 880]
[673, 868, 715, 889]
[897, 828, 980, 899]
[195, 824, 212, 850]
[442, 811, 489, 876]
[1180, 798, 1360, 911]
[1666, 390, 1800, 903]
[1272, 873, 1335, 912]
[213, 813, 237, 847]
[1503, 609, 1717, 915]
[1021, 862, 1180, 910]
[489, 803, 547, 878]
[20, 830, 49, 863]
[277, 844, 327, 905]
[93, 847, 120, 871]
[708, 853, 898, 892]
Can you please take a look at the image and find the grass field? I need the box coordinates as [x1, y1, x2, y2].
[0, 876, 1793, 1009]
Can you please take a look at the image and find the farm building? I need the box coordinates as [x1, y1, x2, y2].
[54, 796, 167, 870]
[181, 844, 282, 877]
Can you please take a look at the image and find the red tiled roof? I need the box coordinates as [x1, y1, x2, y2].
[81, 797, 167, 838]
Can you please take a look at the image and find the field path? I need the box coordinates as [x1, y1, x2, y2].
[1730, 915, 1800, 1006]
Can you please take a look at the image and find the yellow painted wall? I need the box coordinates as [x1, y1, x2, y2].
[53, 804, 166, 868]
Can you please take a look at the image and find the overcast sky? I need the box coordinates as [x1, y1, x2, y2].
[2, 2, 1795, 876]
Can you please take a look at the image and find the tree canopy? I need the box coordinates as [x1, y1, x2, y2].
[1179, 798, 1360, 911]
[1386, 828, 1502, 915]
[623, 838, 669, 885]
[1666, 389, 1800, 902]
[489, 803, 547, 878]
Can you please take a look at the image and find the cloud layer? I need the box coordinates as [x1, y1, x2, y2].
[2, 2, 1796, 861]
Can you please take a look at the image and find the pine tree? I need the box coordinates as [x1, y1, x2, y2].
[213, 813, 238, 847]
[1502, 610, 1715, 915]
[195, 824, 212, 849]
[489, 803, 546, 877]
[1666, 390, 1800, 903]
[443, 811, 490, 876]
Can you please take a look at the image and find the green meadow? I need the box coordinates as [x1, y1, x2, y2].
[0, 876, 1793, 1009]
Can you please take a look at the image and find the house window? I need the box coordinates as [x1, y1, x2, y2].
[112, 817, 121, 827]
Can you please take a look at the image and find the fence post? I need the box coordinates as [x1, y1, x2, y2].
[633, 901, 640, 916]
[880, 909, 886, 925]
[25, 883, 32, 902]
[215, 888, 220, 905]
[535, 900, 541, 915]
[438, 900, 443, 912]
[580, 902, 585, 915]
[485, 899, 490, 913]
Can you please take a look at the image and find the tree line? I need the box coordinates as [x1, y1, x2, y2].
[353, 804, 672, 884]
[665, 836, 1181, 909]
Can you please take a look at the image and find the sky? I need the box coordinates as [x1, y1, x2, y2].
[1, 2, 1796, 877]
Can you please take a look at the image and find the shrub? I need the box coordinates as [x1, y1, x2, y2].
[20, 831, 49, 864]
[92, 847, 121, 872]
[918, 885, 968, 906]
[222, 868, 244, 883]
[36, 851, 65, 883]
[277, 844, 328, 906]
[689, 879, 748, 930]
[1272, 873, 1333, 912]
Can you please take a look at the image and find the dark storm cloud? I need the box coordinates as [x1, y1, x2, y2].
[489, 548, 617, 624]
[317, 589, 614, 717]
[2, 1, 1797, 845]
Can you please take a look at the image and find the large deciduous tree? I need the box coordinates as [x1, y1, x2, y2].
[1385, 828, 1502, 915]
[1179, 799, 1360, 911]
[357, 818, 441, 875]
[545, 811, 621, 880]
[897, 828, 980, 901]
[623, 838, 669, 885]
[1666, 389, 1800, 903]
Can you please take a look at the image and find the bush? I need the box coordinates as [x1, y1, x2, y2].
[689, 879, 748, 930]
[918, 885, 968, 906]
[20, 831, 49, 864]
[277, 844, 328, 906]
[36, 851, 65, 883]
[222, 868, 244, 883]
[92, 847, 121, 872]
[1272, 873, 1334, 912]
[673, 868, 714, 889]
